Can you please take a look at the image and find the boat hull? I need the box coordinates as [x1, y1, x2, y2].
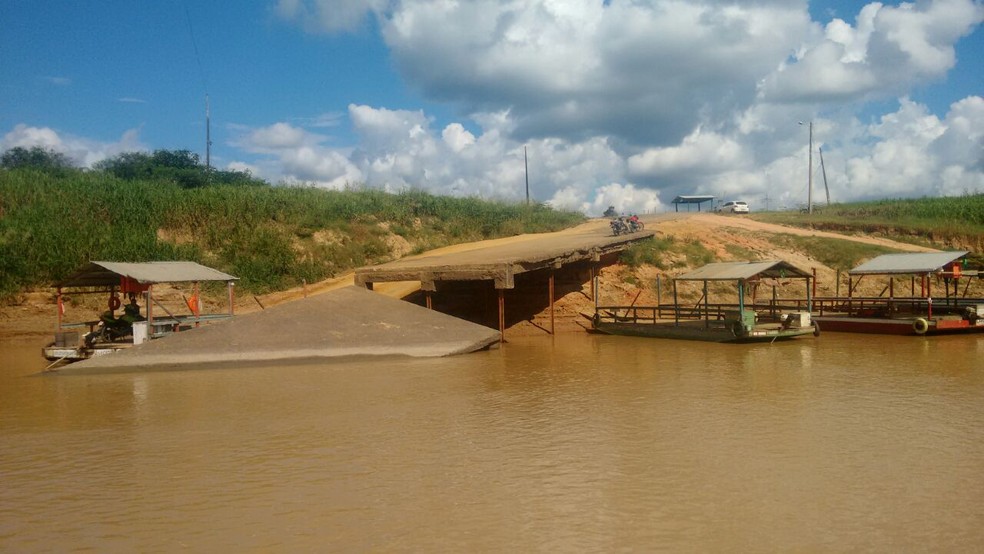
[42, 343, 130, 364]
[593, 320, 817, 343]
[814, 315, 984, 336]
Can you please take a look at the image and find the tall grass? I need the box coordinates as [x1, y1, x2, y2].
[756, 194, 984, 246]
[0, 169, 584, 298]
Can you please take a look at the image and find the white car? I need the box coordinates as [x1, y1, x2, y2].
[717, 200, 749, 214]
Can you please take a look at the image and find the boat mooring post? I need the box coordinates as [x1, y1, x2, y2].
[703, 280, 709, 329]
[672, 280, 680, 326]
[806, 275, 812, 313]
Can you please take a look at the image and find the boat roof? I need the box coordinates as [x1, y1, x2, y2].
[56, 261, 238, 287]
[676, 260, 812, 281]
[849, 251, 969, 275]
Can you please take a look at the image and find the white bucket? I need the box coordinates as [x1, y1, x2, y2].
[132, 321, 148, 345]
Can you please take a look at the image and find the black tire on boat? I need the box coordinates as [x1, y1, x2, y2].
[813, 321, 821, 337]
[731, 321, 744, 337]
[912, 317, 929, 335]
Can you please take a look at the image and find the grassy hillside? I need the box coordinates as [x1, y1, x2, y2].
[0, 169, 584, 299]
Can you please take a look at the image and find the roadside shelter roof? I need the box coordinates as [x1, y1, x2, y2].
[676, 260, 812, 281]
[672, 195, 715, 204]
[56, 261, 238, 288]
[671, 195, 716, 213]
[849, 251, 969, 275]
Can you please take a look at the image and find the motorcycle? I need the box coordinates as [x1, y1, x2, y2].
[610, 218, 629, 236]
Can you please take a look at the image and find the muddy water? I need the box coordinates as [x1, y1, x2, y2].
[2, 333, 983, 551]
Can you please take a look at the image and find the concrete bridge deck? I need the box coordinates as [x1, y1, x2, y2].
[355, 223, 654, 291]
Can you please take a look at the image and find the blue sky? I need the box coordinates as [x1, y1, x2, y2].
[2, 1, 982, 214]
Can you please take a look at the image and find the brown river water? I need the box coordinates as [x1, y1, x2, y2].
[2, 332, 983, 552]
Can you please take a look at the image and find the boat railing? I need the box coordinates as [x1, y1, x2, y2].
[595, 304, 754, 324]
[597, 296, 984, 325]
[763, 296, 984, 317]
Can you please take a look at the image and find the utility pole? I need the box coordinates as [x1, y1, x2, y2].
[206, 94, 212, 184]
[524, 146, 530, 205]
[807, 121, 813, 214]
[819, 146, 831, 206]
[799, 121, 814, 214]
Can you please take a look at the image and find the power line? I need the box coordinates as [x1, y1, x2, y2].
[182, 1, 209, 92]
[182, 1, 212, 178]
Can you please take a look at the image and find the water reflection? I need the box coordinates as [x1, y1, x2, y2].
[2, 333, 983, 551]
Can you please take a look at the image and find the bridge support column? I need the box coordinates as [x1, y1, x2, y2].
[426, 291, 432, 310]
[498, 289, 506, 343]
[589, 266, 595, 302]
[549, 271, 555, 335]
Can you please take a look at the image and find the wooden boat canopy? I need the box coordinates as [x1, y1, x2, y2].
[848, 251, 968, 276]
[675, 260, 812, 282]
[56, 261, 238, 288]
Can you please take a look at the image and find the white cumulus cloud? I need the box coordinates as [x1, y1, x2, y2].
[1, 124, 144, 167]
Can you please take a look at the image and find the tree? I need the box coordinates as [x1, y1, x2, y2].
[96, 149, 269, 187]
[95, 149, 206, 187]
[1, 146, 75, 171]
[93, 151, 153, 180]
[150, 149, 200, 169]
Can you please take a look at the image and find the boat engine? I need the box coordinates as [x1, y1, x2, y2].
[782, 311, 812, 328]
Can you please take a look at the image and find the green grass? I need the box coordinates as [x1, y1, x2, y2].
[619, 235, 717, 269]
[0, 169, 584, 298]
[754, 194, 984, 247]
[770, 234, 898, 271]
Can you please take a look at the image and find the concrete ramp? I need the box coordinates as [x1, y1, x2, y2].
[61, 287, 500, 373]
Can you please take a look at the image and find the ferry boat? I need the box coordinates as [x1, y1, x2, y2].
[592, 260, 820, 343]
[42, 261, 238, 368]
[813, 251, 984, 336]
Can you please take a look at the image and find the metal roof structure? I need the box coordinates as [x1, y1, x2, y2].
[849, 251, 968, 275]
[671, 195, 715, 212]
[676, 260, 812, 281]
[56, 261, 238, 288]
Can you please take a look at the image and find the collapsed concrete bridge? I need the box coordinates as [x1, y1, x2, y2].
[355, 220, 656, 337]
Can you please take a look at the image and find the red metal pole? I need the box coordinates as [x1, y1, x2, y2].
[193, 281, 201, 327]
[549, 272, 555, 335]
[56, 287, 63, 330]
[589, 266, 595, 302]
[498, 289, 506, 342]
[146, 286, 154, 330]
